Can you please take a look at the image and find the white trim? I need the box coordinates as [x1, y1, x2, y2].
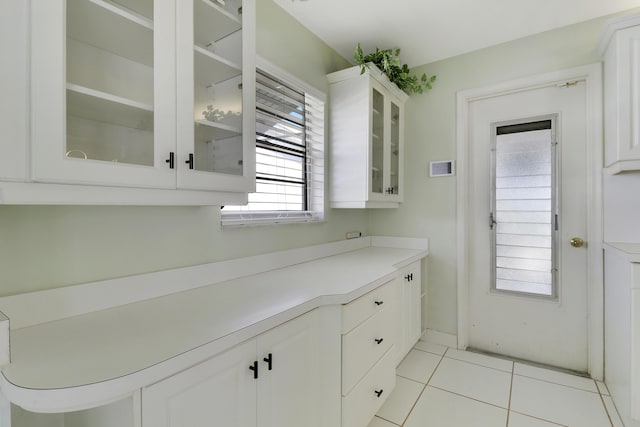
[421, 329, 457, 348]
[255, 55, 325, 102]
[222, 59, 326, 226]
[455, 64, 604, 379]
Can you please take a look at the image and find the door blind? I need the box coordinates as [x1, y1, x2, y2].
[491, 120, 556, 297]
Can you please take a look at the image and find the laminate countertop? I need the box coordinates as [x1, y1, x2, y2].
[0, 237, 428, 412]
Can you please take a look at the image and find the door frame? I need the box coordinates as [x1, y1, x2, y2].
[455, 64, 604, 378]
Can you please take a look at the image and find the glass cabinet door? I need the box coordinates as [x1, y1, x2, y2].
[389, 102, 401, 196]
[177, 0, 255, 192]
[66, 0, 155, 166]
[192, 0, 243, 175]
[371, 87, 385, 195]
[31, 0, 176, 188]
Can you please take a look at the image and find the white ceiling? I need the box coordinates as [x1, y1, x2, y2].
[272, 0, 640, 67]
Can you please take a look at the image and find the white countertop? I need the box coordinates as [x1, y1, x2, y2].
[0, 237, 427, 412]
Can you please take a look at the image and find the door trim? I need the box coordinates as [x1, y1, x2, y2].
[455, 64, 604, 379]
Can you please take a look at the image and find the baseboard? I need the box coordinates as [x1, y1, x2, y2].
[421, 329, 458, 348]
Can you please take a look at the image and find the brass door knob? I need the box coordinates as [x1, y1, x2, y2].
[570, 237, 585, 248]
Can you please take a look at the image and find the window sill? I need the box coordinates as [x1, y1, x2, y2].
[221, 211, 324, 228]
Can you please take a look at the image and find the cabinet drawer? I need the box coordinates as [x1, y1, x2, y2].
[342, 304, 395, 394]
[342, 346, 396, 427]
[343, 278, 399, 334]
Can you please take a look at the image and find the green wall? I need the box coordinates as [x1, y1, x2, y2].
[368, 15, 615, 335]
[0, 0, 363, 297]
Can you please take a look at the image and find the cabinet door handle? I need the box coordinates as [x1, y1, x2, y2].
[165, 152, 175, 169]
[375, 389, 384, 398]
[249, 361, 258, 379]
[405, 273, 414, 282]
[263, 353, 273, 371]
[186, 153, 194, 170]
[374, 338, 384, 345]
[374, 300, 384, 306]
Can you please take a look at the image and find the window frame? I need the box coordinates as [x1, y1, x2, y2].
[489, 115, 559, 300]
[221, 57, 326, 227]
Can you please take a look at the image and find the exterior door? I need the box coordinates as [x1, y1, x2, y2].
[467, 81, 589, 371]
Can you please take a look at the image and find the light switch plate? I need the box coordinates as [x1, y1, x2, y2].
[430, 160, 455, 177]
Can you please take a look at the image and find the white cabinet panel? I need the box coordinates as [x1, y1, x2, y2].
[257, 309, 323, 427]
[342, 347, 396, 427]
[600, 14, 640, 173]
[142, 339, 256, 427]
[340, 278, 401, 427]
[328, 64, 408, 208]
[401, 261, 422, 361]
[604, 244, 640, 427]
[142, 308, 336, 427]
[0, 1, 28, 181]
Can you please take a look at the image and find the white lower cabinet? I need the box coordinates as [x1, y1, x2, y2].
[400, 261, 422, 363]
[341, 278, 401, 427]
[142, 307, 339, 427]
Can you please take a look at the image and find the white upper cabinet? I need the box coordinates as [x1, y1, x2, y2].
[24, 0, 255, 204]
[328, 64, 408, 208]
[599, 13, 640, 174]
[31, 0, 176, 188]
[176, 0, 256, 192]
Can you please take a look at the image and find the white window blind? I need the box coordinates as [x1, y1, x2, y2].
[491, 120, 556, 297]
[222, 67, 325, 226]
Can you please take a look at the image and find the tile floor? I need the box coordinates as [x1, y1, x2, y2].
[368, 340, 625, 427]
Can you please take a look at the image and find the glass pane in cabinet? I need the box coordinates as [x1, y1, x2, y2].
[192, 0, 244, 176]
[371, 88, 384, 194]
[66, 0, 155, 166]
[390, 102, 400, 195]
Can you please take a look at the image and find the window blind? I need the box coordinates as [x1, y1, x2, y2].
[492, 125, 555, 296]
[222, 70, 325, 226]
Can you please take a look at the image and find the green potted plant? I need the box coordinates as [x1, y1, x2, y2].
[354, 43, 436, 94]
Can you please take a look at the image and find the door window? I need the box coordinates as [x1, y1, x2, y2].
[490, 118, 557, 297]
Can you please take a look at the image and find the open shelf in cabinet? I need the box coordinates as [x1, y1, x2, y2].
[194, 0, 242, 44]
[67, 84, 153, 131]
[67, 0, 153, 67]
[194, 46, 241, 86]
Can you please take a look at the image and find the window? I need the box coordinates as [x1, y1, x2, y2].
[490, 118, 558, 297]
[222, 61, 325, 226]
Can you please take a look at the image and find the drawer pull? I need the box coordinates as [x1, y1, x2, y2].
[405, 273, 414, 282]
[263, 353, 273, 371]
[249, 361, 258, 379]
[374, 300, 384, 306]
[374, 338, 384, 345]
[375, 389, 384, 398]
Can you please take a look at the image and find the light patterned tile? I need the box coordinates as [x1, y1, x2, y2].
[508, 412, 566, 426]
[413, 340, 447, 356]
[396, 349, 442, 383]
[445, 348, 513, 372]
[514, 363, 598, 393]
[404, 386, 507, 427]
[376, 376, 424, 425]
[429, 357, 512, 408]
[596, 380, 610, 396]
[510, 375, 610, 427]
[602, 395, 624, 427]
[367, 416, 399, 427]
